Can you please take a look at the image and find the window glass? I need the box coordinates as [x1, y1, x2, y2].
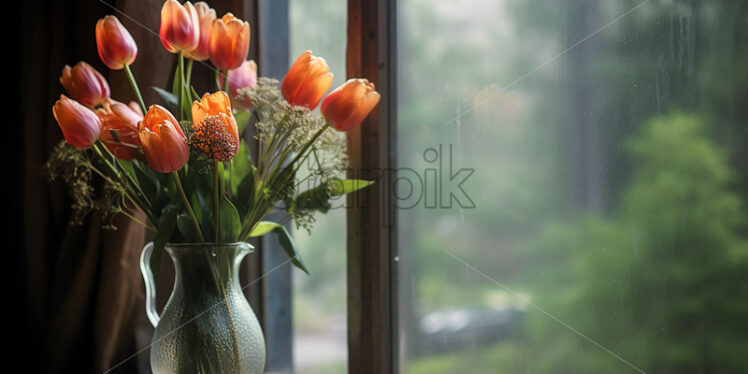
[289, 0, 348, 373]
[397, 1, 748, 372]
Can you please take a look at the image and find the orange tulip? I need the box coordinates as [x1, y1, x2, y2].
[138, 105, 189, 173]
[281, 51, 333, 110]
[321, 79, 380, 132]
[184, 2, 216, 61]
[219, 60, 257, 109]
[190, 91, 239, 161]
[209, 13, 250, 70]
[159, 0, 200, 54]
[59, 62, 110, 108]
[52, 95, 102, 149]
[95, 15, 138, 70]
[96, 99, 143, 160]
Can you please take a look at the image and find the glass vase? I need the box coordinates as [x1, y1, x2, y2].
[140, 242, 266, 373]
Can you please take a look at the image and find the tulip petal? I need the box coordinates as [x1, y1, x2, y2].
[96, 16, 137, 70]
[59, 62, 110, 108]
[192, 91, 232, 127]
[139, 105, 188, 173]
[293, 71, 333, 109]
[209, 18, 231, 69]
[184, 2, 216, 61]
[52, 95, 102, 149]
[160, 0, 200, 53]
[281, 51, 312, 101]
[322, 79, 380, 131]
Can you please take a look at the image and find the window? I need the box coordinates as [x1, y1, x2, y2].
[28, 0, 748, 372]
[396, 0, 748, 373]
[289, 0, 349, 373]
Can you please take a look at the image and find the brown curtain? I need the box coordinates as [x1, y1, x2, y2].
[21, 0, 174, 372]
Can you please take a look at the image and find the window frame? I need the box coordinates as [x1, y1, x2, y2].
[345, 0, 399, 373]
[247, 1, 399, 372]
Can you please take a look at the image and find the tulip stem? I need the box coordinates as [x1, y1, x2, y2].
[185, 58, 193, 90]
[213, 161, 220, 243]
[171, 171, 206, 242]
[123, 64, 147, 115]
[215, 69, 221, 92]
[119, 209, 158, 233]
[223, 69, 230, 93]
[274, 123, 330, 201]
[91, 141, 154, 218]
[288, 123, 331, 172]
[178, 52, 184, 121]
[238, 123, 331, 242]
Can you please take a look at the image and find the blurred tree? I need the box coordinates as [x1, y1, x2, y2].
[521, 112, 748, 373]
[391, 0, 748, 371]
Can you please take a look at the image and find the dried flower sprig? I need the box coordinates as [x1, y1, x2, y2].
[45, 140, 147, 230]
[45, 141, 96, 225]
[235, 79, 351, 237]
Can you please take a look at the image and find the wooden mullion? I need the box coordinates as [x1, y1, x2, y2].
[346, 0, 397, 373]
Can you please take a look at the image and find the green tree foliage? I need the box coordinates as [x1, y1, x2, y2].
[520, 112, 748, 373]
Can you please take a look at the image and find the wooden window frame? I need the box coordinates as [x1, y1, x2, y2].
[346, 0, 398, 373]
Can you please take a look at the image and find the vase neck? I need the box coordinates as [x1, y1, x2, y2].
[166, 242, 252, 294]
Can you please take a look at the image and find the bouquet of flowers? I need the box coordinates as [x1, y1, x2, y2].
[46, 0, 380, 274]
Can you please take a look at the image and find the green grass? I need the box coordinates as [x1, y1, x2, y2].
[407, 342, 530, 374]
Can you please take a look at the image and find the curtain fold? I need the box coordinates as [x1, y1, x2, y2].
[21, 0, 169, 372]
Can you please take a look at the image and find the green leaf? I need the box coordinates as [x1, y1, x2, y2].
[153, 86, 178, 113]
[291, 179, 372, 214]
[132, 159, 175, 215]
[229, 142, 252, 194]
[152, 204, 179, 279]
[273, 224, 309, 274]
[227, 143, 257, 221]
[176, 213, 199, 242]
[133, 161, 159, 198]
[199, 190, 216, 241]
[267, 165, 295, 201]
[251, 222, 309, 274]
[234, 110, 251, 135]
[236, 168, 256, 220]
[218, 195, 241, 242]
[293, 185, 332, 213]
[117, 160, 139, 187]
[248, 221, 279, 237]
[189, 192, 205, 226]
[330, 179, 374, 195]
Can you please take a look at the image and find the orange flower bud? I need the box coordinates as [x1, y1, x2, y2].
[96, 99, 143, 160]
[159, 0, 200, 54]
[52, 95, 102, 149]
[138, 105, 189, 173]
[321, 79, 380, 132]
[281, 51, 334, 110]
[209, 13, 250, 70]
[219, 60, 257, 109]
[95, 15, 138, 70]
[59, 62, 110, 108]
[190, 91, 240, 161]
[184, 2, 216, 61]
